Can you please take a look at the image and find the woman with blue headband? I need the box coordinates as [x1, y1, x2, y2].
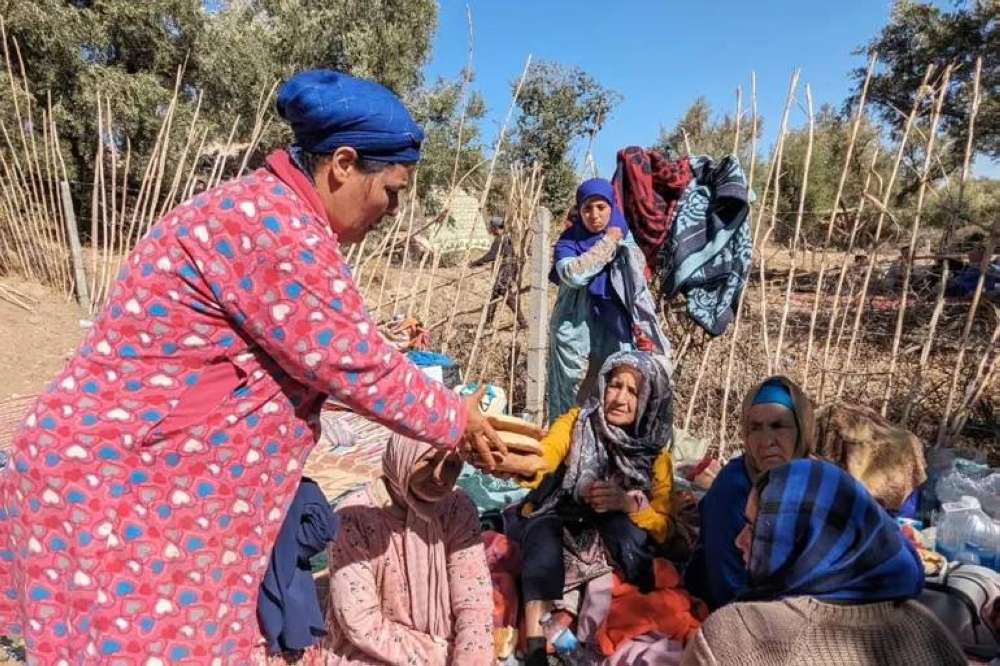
[0, 70, 505, 664]
[685, 376, 815, 610]
[681, 459, 964, 666]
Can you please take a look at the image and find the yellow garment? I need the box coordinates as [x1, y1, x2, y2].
[520, 407, 673, 543]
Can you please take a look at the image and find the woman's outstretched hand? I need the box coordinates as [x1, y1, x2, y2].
[457, 386, 508, 472]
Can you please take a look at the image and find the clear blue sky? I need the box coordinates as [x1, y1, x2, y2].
[424, 0, 999, 178]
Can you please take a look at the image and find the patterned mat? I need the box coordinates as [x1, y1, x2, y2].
[305, 406, 392, 501]
[0, 395, 35, 455]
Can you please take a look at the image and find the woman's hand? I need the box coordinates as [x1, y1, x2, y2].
[605, 226, 623, 242]
[457, 386, 508, 472]
[584, 480, 632, 513]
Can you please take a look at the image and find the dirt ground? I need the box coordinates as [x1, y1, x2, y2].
[0, 277, 87, 400]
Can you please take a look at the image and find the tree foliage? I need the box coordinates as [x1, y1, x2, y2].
[405, 74, 487, 211]
[0, 0, 439, 190]
[775, 104, 890, 245]
[655, 95, 761, 161]
[507, 61, 622, 213]
[852, 0, 999, 163]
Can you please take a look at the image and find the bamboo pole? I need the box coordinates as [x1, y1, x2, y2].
[882, 66, 951, 415]
[158, 91, 204, 218]
[0, 27, 55, 284]
[719, 72, 759, 453]
[802, 55, 876, 392]
[41, 101, 70, 294]
[835, 65, 935, 399]
[140, 66, 185, 235]
[817, 144, 883, 402]
[684, 338, 715, 431]
[467, 177, 520, 382]
[900, 265, 949, 426]
[441, 55, 532, 354]
[114, 137, 133, 263]
[179, 129, 207, 202]
[938, 213, 1000, 444]
[506, 176, 537, 408]
[942, 57, 982, 251]
[367, 212, 405, 313]
[122, 86, 182, 259]
[88, 94, 105, 309]
[388, 182, 419, 316]
[2, 30, 45, 253]
[59, 180, 90, 311]
[12, 36, 62, 288]
[947, 317, 1000, 439]
[206, 115, 241, 189]
[95, 97, 113, 306]
[406, 250, 431, 316]
[757, 70, 800, 374]
[0, 163, 35, 279]
[0, 122, 47, 279]
[773, 84, 814, 374]
[356, 213, 401, 291]
[237, 81, 279, 178]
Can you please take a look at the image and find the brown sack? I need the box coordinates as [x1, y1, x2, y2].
[815, 402, 927, 512]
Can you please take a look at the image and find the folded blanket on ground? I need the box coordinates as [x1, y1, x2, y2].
[595, 558, 706, 656]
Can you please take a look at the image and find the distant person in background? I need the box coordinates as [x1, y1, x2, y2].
[946, 238, 999, 298]
[469, 216, 526, 329]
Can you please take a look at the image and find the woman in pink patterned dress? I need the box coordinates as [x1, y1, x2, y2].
[0, 70, 504, 665]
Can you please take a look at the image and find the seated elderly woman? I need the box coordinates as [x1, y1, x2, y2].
[321, 434, 494, 665]
[681, 459, 965, 666]
[517, 350, 673, 666]
[685, 376, 814, 610]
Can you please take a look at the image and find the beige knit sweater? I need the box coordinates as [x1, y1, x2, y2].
[680, 596, 967, 666]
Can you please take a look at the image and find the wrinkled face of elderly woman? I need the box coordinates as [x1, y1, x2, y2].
[604, 366, 643, 427]
[580, 195, 612, 234]
[409, 449, 463, 504]
[316, 147, 413, 244]
[745, 403, 798, 473]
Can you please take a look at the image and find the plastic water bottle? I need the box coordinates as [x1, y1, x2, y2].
[539, 613, 596, 666]
[936, 496, 1000, 570]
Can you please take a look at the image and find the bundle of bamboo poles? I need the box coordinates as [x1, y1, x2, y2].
[0, 22, 71, 298]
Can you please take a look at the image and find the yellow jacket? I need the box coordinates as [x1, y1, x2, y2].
[520, 407, 673, 543]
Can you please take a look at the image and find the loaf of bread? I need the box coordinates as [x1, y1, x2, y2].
[495, 430, 543, 455]
[487, 414, 545, 439]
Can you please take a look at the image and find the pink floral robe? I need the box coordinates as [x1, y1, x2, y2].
[0, 150, 465, 665]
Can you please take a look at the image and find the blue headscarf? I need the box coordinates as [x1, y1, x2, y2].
[550, 178, 632, 338]
[276, 69, 424, 162]
[746, 459, 924, 603]
[751, 379, 794, 411]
